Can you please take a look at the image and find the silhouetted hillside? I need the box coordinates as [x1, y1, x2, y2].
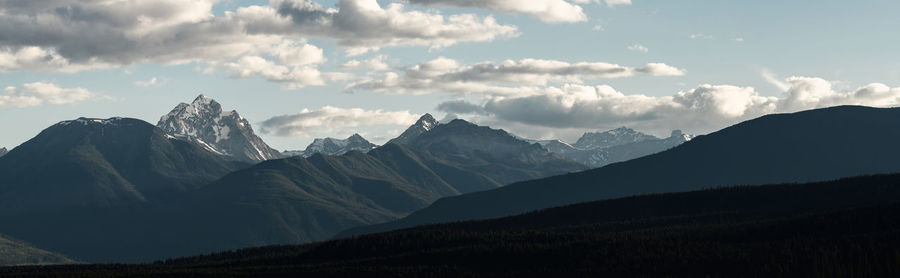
[341, 106, 900, 237]
[6, 173, 900, 277]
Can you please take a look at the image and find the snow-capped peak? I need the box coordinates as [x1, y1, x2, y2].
[157, 95, 281, 162]
[388, 114, 441, 145]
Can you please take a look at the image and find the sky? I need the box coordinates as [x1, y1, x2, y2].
[1, 0, 899, 151]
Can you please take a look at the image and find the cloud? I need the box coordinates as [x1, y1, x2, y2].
[0, 82, 103, 108]
[605, 0, 632, 7]
[134, 77, 166, 88]
[0, 0, 518, 78]
[341, 55, 391, 71]
[592, 24, 604, 31]
[689, 33, 713, 39]
[260, 106, 421, 137]
[437, 77, 900, 138]
[628, 44, 649, 53]
[404, 0, 587, 23]
[248, 0, 520, 55]
[348, 57, 685, 96]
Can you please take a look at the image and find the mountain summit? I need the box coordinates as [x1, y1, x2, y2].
[573, 127, 659, 150]
[388, 114, 439, 145]
[158, 95, 281, 163]
[284, 133, 377, 157]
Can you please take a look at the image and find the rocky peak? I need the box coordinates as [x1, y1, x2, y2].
[573, 127, 658, 150]
[285, 133, 378, 158]
[157, 95, 281, 163]
[388, 113, 440, 145]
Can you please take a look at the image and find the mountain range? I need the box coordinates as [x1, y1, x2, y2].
[0, 107, 583, 263]
[283, 133, 377, 157]
[527, 128, 692, 167]
[157, 95, 281, 163]
[339, 105, 900, 237]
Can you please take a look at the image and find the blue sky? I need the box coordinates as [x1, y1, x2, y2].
[1, 0, 899, 150]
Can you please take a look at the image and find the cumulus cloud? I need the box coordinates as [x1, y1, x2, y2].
[628, 44, 649, 53]
[341, 55, 391, 71]
[0, 0, 518, 83]
[437, 77, 900, 138]
[605, 0, 632, 7]
[245, 0, 519, 55]
[0, 82, 103, 108]
[404, 0, 587, 23]
[134, 77, 165, 88]
[260, 106, 421, 137]
[348, 57, 686, 96]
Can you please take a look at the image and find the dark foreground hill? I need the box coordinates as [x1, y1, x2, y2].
[340, 105, 900, 237]
[5, 173, 900, 277]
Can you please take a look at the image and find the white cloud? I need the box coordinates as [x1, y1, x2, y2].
[259, 106, 421, 137]
[341, 55, 391, 71]
[134, 77, 165, 87]
[437, 77, 900, 138]
[348, 57, 685, 96]
[0, 82, 103, 108]
[404, 0, 587, 23]
[592, 24, 605, 31]
[689, 33, 713, 39]
[628, 44, 649, 53]
[735, 37, 745, 42]
[214, 56, 330, 89]
[247, 0, 520, 55]
[605, 0, 632, 7]
[0, 0, 518, 78]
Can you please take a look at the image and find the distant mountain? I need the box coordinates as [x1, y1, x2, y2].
[573, 127, 658, 150]
[0, 234, 74, 266]
[387, 114, 439, 145]
[158, 95, 281, 163]
[0, 117, 242, 213]
[403, 119, 588, 185]
[34, 174, 900, 277]
[340, 106, 900, 237]
[0, 147, 7, 157]
[535, 129, 692, 167]
[283, 134, 377, 157]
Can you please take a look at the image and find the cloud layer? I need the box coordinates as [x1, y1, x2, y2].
[438, 77, 900, 139]
[0, 82, 103, 108]
[260, 106, 421, 137]
[0, 0, 519, 88]
[348, 57, 686, 96]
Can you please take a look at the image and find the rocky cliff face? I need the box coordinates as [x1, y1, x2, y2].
[157, 95, 281, 163]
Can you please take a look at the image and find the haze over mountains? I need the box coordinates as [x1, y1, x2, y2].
[340, 106, 900, 237]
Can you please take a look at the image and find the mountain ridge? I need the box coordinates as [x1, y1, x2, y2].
[339, 105, 900, 237]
